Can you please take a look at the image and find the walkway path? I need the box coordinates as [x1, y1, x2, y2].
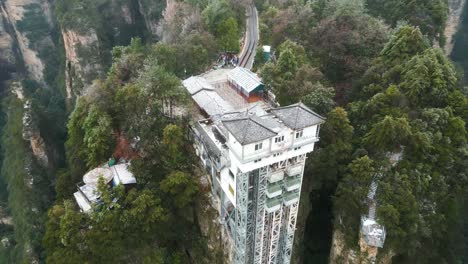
[238, 4, 259, 69]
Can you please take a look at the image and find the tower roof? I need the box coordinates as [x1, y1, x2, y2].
[270, 103, 325, 130]
[222, 117, 277, 145]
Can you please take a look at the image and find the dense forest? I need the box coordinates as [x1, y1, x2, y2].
[0, 0, 466, 263]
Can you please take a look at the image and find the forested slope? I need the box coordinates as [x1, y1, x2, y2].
[253, 0, 467, 263]
[0, 0, 466, 263]
[0, 0, 247, 262]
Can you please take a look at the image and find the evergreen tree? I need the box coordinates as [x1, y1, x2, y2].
[217, 17, 240, 52]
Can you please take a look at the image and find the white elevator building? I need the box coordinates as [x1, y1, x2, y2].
[184, 67, 325, 264]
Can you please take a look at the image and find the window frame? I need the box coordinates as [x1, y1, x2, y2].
[295, 130, 303, 139]
[254, 142, 263, 151]
[274, 135, 285, 143]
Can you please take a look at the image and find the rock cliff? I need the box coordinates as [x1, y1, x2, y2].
[157, 0, 203, 43]
[0, 0, 52, 165]
[329, 227, 395, 264]
[58, 0, 166, 100]
[0, 5, 16, 78]
[62, 29, 101, 99]
[445, 0, 467, 54]
[2, 0, 54, 83]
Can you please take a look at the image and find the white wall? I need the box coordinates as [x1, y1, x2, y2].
[294, 125, 318, 144]
[228, 133, 243, 159]
[271, 130, 293, 152]
[243, 138, 271, 159]
[220, 167, 236, 205]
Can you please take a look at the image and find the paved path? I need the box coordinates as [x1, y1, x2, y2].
[238, 4, 259, 69]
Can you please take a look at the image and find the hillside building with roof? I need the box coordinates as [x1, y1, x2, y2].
[73, 161, 136, 213]
[183, 68, 325, 264]
[227, 67, 264, 103]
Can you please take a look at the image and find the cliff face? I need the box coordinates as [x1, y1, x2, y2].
[445, 0, 467, 54]
[62, 29, 101, 99]
[330, 230, 358, 264]
[2, 0, 55, 83]
[329, 229, 395, 264]
[157, 0, 202, 43]
[0, 6, 16, 79]
[138, 0, 165, 36]
[0, 0, 52, 165]
[58, 0, 166, 100]
[22, 99, 49, 166]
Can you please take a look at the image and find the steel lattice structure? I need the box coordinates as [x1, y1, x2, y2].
[184, 82, 325, 264]
[230, 155, 307, 264]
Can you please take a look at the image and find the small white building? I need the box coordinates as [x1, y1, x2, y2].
[73, 162, 137, 213]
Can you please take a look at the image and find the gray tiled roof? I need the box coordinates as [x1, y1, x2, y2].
[192, 90, 234, 116]
[183, 76, 215, 95]
[270, 103, 325, 130]
[222, 117, 277, 145]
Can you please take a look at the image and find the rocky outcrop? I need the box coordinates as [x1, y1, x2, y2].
[157, 0, 203, 43]
[138, 0, 166, 36]
[329, 229, 395, 264]
[1, 0, 53, 83]
[0, 6, 16, 75]
[330, 230, 358, 264]
[22, 98, 49, 167]
[9, 81, 50, 167]
[62, 29, 101, 99]
[445, 0, 467, 54]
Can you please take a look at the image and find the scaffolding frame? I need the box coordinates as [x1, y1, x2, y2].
[267, 207, 283, 263]
[253, 166, 268, 264]
[280, 200, 299, 264]
[232, 154, 308, 264]
[234, 171, 249, 264]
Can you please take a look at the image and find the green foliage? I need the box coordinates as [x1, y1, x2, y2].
[399, 48, 458, 107]
[161, 171, 199, 209]
[16, 4, 50, 45]
[260, 40, 329, 106]
[308, 6, 389, 87]
[380, 25, 430, 65]
[366, 0, 448, 45]
[202, 0, 244, 35]
[217, 17, 240, 52]
[0, 96, 53, 263]
[45, 38, 210, 262]
[334, 156, 375, 245]
[16, 3, 63, 90]
[83, 106, 114, 167]
[150, 33, 219, 77]
[162, 125, 185, 168]
[258, 3, 318, 47]
[335, 23, 468, 261]
[307, 107, 354, 190]
[364, 116, 412, 152]
[302, 82, 335, 115]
